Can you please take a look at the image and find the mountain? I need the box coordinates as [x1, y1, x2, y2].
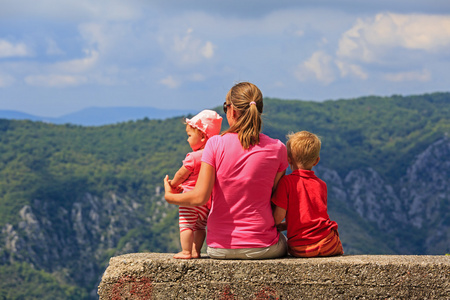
[0, 110, 44, 122]
[52, 107, 198, 126]
[0, 106, 197, 126]
[0, 92, 448, 299]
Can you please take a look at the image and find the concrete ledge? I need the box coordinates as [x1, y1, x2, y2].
[98, 253, 449, 299]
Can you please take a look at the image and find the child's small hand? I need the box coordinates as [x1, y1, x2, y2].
[173, 185, 183, 193]
[167, 179, 183, 193]
[164, 175, 183, 195]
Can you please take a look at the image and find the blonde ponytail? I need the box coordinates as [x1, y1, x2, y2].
[223, 82, 263, 149]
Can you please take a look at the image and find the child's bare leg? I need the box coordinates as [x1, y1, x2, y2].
[174, 229, 193, 259]
[192, 229, 206, 258]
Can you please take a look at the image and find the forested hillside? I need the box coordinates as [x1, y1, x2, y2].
[0, 92, 449, 299]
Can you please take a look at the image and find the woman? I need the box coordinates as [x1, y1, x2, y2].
[164, 82, 288, 259]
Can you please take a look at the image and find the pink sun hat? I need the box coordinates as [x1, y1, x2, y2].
[186, 109, 223, 139]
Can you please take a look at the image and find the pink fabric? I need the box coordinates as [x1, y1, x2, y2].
[185, 109, 222, 139]
[179, 205, 209, 232]
[181, 150, 203, 192]
[271, 169, 339, 247]
[179, 149, 211, 231]
[181, 149, 211, 210]
[202, 133, 288, 249]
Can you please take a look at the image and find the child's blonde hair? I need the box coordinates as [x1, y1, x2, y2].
[222, 82, 263, 149]
[286, 131, 321, 169]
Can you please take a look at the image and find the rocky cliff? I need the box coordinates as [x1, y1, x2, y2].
[0, 191, 176, 297]
[317, 136, 450, 255]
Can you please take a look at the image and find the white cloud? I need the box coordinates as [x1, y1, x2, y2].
[2, 2, 450, 116]
[167, 28, 216, 65]
[337, 13, 450, 63]
[189, 73, 206, 82]
[384, 69, 431, 82]
[78, 23, 109, 55]
[159, 75, 180, 89]
[25, 74, 87, 87]
[295, 51, 335, 84]
[0, 40, 32, 58]
[21, 50, 99, 87]
[336, 60, 368, 79]
[201, 41, 214, 59]
[52, 50, 99, 73]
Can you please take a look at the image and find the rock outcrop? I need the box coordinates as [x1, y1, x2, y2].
[98, 253, 450, 299]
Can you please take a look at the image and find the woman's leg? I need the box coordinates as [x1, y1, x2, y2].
[207, 233, 287, 260]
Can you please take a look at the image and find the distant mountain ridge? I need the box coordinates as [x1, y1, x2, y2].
[0, 106, 198, 126]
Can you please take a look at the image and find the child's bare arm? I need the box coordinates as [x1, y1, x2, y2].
[273, 206, 286, 225]
[273, 206, 287, 231]
[272, 170, 286, 196]
[169, 166, 191, 188]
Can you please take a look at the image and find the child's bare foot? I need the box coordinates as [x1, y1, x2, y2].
[191, 252, 201, 259]
[173, 251, 192, 259]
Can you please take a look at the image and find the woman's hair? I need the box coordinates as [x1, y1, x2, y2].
[286, 131, 321, 169]
[223, 82, 263, 149]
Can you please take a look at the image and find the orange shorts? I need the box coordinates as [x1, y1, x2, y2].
[288, 230, 344, 258]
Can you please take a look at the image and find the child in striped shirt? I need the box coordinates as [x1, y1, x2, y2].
[168, 110, 222, 259]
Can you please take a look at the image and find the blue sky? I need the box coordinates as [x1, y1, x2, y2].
[1, 0, 449, 117]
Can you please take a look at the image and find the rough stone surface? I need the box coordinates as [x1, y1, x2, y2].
[98, 253, 450, 299]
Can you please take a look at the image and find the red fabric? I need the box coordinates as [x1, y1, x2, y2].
[288, 229, 343, 257]
[179, 205, 210, 232]
[271, 169, 338, 247]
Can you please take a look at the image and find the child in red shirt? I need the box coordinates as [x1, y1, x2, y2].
[271, 131, 343, 257]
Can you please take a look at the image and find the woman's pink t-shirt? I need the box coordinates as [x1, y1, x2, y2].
[202, 133, 288, 249]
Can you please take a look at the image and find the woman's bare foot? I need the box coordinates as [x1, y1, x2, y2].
[173, 251, 192, 259]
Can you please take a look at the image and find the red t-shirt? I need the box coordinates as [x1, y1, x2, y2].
[271, 169, 338, 247]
